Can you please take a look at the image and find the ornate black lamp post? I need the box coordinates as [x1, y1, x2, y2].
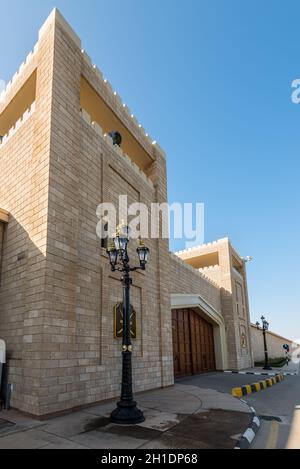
[256, 316, 272, 370]
[106, 224, 149, 424]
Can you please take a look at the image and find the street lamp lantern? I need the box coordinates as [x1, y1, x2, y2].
[256, 315, 272, 370]
[136, 240, 149, 270]
[113, 224, 130, 253]
[105, 224, 149, 425]
[107, 243, 118, 270]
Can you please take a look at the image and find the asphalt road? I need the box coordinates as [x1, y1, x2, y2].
[178, 372, 266, 393]
[178, 366, 300, 449]
[246, 372, 300, 449]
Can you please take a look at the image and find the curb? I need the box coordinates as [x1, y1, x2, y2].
[234, 404, 260, 449]
[232, 373, 284, 398]
[224, 370, 297, 377]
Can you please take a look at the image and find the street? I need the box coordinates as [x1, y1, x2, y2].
[179, 363, 300, 449]
[247, 374, 300, 449]
[0, 382, 253, 449]
[0, 366, 299, 449]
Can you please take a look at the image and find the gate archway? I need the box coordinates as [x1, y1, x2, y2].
[171, 294, 228, 377]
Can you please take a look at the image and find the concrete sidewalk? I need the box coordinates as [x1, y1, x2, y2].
[224, 362, 299, 377]
[242, 362, 299, 375]
[0, 383, 253, 449]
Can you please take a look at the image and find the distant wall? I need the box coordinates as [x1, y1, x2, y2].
[250, 325, 294, 362]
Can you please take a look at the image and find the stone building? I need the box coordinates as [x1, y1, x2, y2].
[0, 9, 252, 417]
[173, 238, 253, 372]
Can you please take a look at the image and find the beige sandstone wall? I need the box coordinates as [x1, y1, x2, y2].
[0, 91, 50, 414]
[251, 325, 294, 362]
[176, 239, 253, 370]
[0, 13, 56, 413]
[0, 9, 173, 416]
[169, 253, 222, 314]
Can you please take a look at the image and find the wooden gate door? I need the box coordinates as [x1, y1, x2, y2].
[172, 308, 216, 378]
[172, 309, 192, 377]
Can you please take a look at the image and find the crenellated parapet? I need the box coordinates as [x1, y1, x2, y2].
[1, 8, 166, 165]
[0, 102, 36, 148]
[80, 48, 166, 162]
[175, 238, 229, 256]
[198, 264, 220, 272]
[0, 44, 38, 107]
[80, 109, 154, 188]
[169, 251, 220, 289]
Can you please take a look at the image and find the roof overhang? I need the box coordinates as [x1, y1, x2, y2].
[171, 293, 224, 327]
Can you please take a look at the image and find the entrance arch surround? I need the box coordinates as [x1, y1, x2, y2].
[171, 294, 228, 371]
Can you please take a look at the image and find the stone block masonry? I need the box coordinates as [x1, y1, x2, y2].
[175, 238, 253, 371]
[0, 9, 173, 417]
[0, 8, 254, 417]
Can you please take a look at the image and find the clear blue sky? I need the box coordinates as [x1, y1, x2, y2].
[1, 0, 299, 340]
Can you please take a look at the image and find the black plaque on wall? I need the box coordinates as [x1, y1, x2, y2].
[114, 302, 137, 339]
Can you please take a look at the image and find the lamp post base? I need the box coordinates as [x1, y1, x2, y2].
[111, 400, 145, 425]
[263, 365, 272, 370]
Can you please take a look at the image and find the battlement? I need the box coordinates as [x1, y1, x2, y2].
[0, 102, 36, 148]
[175, 238, 229, 256]
[0, 44, 38, 108]
[80, 109, 154, 188]
[80, 49, 166, 160]
[0, 8, 166, 170]
[198, 264, 220, 272]
[169, 251, 220, 289]
[175, 237, 246, 270]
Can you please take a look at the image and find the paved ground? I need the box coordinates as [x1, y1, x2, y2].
[0, 383, 252, 449]
[247, 365, 300, 449]
[179, 363, 300, 449]
[1, 364, 298, 449]
[240, 362, 299, 375]
[178, 372, 266, 393]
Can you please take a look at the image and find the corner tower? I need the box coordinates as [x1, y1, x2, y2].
[176, 238, 253, 370]
[0, 9, 173, 416]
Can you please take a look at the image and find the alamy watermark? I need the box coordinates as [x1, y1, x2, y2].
[291, 79, 300, 103]
[96, 195, 204, 248]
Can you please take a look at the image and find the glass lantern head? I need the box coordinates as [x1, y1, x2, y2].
[114, 224, 130, 253]
[107, 243, 118, 270]
[137, 239, 149, 269]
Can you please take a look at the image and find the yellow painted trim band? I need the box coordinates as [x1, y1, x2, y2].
[232, 387, 243, 397]
[231, 374, 284, 397]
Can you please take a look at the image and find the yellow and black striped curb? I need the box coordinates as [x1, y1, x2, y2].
[232, 373, 284, 397]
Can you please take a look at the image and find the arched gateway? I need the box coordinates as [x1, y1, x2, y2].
[171, 294, 228, 378]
